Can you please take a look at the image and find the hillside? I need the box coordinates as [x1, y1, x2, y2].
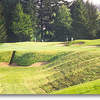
[0, 40, 100, 94]
[52, 79, 100, 94]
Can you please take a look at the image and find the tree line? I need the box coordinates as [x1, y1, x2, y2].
[0, 0, 100, 42]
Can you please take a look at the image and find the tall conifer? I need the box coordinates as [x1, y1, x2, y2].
[54, 5, 72, 41]
[12, 2, 35, 41]
[0, 2, 7, 42]
[71, 0, 89, 39]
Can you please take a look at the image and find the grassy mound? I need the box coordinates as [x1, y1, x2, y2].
[13, 52, 56, 66]
[0, 51, 61, 66]
[0, 40, 100, 94]
[0, 50, 100, 94]
[39, 51, 100, 93]
[51, 79, 100, 94]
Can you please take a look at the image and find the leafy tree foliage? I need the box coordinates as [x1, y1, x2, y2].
[33, 0, 60, 41]
[71, 0, 89, 39]
[0, 0, 100, 42]
[21, 0, 38, 40]
[54, 5, 72, 41]
[85, 1, 98, 39]
[11, 3, 35, 41]
[29, 0, 69, 41]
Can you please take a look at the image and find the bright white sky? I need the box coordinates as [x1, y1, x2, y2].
[67, 0, 100, 5]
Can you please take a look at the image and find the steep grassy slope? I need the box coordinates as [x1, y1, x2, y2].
[42, 50, 100, 94]
[52, 79, 100, 94]
[0, 40, 100, 94]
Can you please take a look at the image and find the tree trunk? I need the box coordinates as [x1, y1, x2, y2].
[9, 51, 16, 65]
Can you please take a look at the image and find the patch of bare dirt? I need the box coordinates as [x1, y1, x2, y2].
[0, 62, 9, 67]
[0, 62, 21, 67]
[0, 62, 49, 67]
[56, 43, 66, 47]
[30, 62, 49, 67]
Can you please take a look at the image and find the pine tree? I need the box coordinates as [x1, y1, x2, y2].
[22, 0, 38, 40]
[32, 0, 70, 41]
[71, 0, 89, 39]
[54, 5, 72, 41]
[0, 2, 7, 42]
[96, 10, 100, 38]
[85, 1, 98, 39]
[2, 0, 18, 42]
[33, 0, 60, 41]
[11, 2, 34, 42]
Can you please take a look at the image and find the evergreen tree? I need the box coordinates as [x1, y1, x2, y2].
[85, 1, 98, 39]
[11, 2, 34, 42]
[22, 0, 39, 40]
[54, 5, 72, 41]
[0, 2, 7, 42]
[96, 10, 100, 38]
[33, 0, 60, 41]
[28, 0, 69, 41]
[2, 0, 18, 42]
[71, 0, 89, 39]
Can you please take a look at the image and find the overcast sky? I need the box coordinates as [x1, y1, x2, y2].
[67, 0, 100, 5]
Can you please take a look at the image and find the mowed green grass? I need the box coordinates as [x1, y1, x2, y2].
[70, 39, 100, 46]
[0, 40, 100, 94]
[52, 79, 100, 94]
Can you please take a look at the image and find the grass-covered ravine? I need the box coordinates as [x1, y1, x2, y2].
[0, 40, 100, 94]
